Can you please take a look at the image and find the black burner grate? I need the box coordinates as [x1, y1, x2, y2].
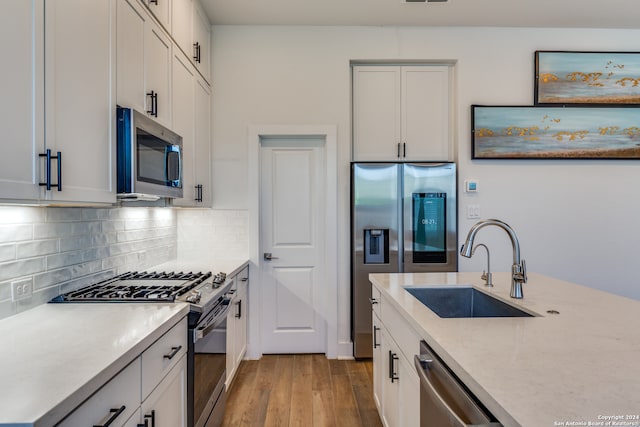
[51, 271, 212, 302]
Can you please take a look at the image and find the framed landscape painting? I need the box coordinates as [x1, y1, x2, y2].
[472, 105, 640, 159]
[535, 51, 640, 105]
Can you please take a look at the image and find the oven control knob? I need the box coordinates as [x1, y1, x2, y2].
[186, 290, 202, 303]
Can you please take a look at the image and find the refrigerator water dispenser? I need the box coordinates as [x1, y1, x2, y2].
[364, 229, 389, 264]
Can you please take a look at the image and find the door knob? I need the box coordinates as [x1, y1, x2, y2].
[263, 253, 279, 261]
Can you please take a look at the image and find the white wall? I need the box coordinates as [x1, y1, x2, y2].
[211, 25, 640, 356]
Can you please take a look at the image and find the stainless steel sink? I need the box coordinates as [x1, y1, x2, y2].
[405, 286, 533, 318]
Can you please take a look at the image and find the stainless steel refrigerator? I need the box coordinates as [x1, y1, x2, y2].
[351, 162, 457, 358]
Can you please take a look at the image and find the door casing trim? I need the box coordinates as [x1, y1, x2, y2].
[248, 125, 338, 358]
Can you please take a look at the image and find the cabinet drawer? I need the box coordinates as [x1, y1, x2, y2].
[141, 317, 188, 399]
[237, 266, 249, 295]
[371, 285, 382, 317]
[381, 296, 421, 364]
[58, 358, 141, 426]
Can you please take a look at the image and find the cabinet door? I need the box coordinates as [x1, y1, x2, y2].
[171, 0, 193, 56]
[0, 0, 42, 201]
[397, 352, 420, 427]
[44, 0, 116, 204]
[234, 283, 248, 367]
[372, 312, 383, 413]
[145, 0, 171, 31]
[352, 66, 401, 161]
[402, 65, 450, 161]
[194, 77, 212, 206]
[171, 51, 197, 207]
[117, 0, 147, 113]
[141, 354, 188, 427]
[192, 2, 210, 81]
[380, 326, 399, 427]
[145, 19, 172, 128]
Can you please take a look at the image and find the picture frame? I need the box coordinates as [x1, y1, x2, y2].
[535, 51, 640, 105]
[471, 105, 640, 159]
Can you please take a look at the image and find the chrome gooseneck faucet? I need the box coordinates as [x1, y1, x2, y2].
[460, 219, 527, 298]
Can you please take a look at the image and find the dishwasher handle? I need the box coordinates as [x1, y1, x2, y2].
[414, 353, 502, 427]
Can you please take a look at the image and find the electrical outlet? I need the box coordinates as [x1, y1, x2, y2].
[11, 278, 33, 301]
[467, 204, 481, 219]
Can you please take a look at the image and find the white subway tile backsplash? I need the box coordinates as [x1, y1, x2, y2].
[0, 206, 178, 319]
[16, 239, 59, 259]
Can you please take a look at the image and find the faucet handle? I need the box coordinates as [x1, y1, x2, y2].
[521, 259, 527, 282]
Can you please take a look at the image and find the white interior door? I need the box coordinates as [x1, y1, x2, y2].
[260, 136, 326, 354]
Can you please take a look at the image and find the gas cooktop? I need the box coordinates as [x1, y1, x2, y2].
[50, 271, 226, 303]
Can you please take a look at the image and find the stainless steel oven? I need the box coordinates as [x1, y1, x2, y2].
[189, 292, 231, 427]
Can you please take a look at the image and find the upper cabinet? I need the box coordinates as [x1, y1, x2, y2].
[0, 0, 42, 201]
[117, 0, 172, 128]
[0, 0, 116, 204]
[143, 0, 171, 30]
[172, 51, 211, 207]
[171, 0, 211, 82]
[352, 65, 452, 162]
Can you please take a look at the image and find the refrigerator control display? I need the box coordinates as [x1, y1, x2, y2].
[412, 192, 447, 263]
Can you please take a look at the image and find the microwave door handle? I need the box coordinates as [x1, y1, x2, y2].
[177, 146, 182, 188]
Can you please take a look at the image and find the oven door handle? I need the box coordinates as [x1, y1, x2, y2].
[194, 300, 231, 342]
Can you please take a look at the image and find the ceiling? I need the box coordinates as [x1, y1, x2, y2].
[200, 0, 640, 29]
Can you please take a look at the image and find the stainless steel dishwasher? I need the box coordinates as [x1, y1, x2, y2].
[414, 340, 503, 427]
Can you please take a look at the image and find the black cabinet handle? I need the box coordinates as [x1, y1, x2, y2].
[163, 345, 182, 360]
[147, 91, 158, 117]
[368, 297, 378, 305]
[240, 277, 248, 282]
[149, 0, 158, 4]
[403, 142, 406, 158]
[397, 142, 401, 158]
[93, 405, 126, 427]
[373, 326, 380, 348]
[389, 350, 399, 383]
[235, 299, 242, 319]
[39, 150, 62, 191]
[195, 184, 203, 202]
[193, 42, 201, 63]
[143, 410, 155, 427]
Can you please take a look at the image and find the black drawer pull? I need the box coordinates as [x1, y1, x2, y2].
[163, 345, 182, 360]
[94, 405, 125, 427]
[235, 299, 242, 319]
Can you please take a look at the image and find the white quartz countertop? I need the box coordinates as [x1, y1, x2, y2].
[369, 272, 640, 427]
[0, 302, 189, 426]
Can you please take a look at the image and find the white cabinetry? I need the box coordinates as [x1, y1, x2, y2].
[371, 285, 420, 427]
[58, 359, 141, 426]
[59, 317, 188, 426]
[0, 0, 116, 204]
[352, 65, 451, 162]
[226, 266, 249, 388]
[117, 0, 172, 128]
[143, 0, 171, 30]
[44, 0, 116, 204]
[172, 51, 212, 207]
[171, 0, 210, 82]
[0, 0, 41, 201]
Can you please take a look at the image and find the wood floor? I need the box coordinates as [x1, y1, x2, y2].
[222, 354, 383, 427]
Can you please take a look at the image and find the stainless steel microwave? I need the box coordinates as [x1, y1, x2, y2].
[116, 106, 183, 200]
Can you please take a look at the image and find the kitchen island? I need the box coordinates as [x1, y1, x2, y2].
[370, 272, 640, 427]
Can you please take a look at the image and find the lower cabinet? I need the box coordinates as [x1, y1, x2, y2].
[58, 317, 187, 426]
[140, 355, 187, 427]
[226, 266, 249, 389]
[372, 288, 420, 427]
